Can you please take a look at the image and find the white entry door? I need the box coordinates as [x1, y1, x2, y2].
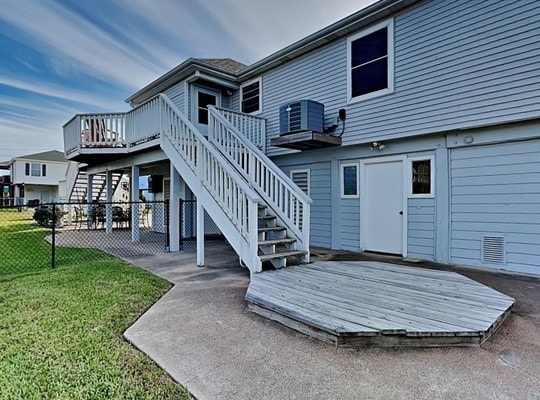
[192, 86, 220, 135]
[362, 158, 405, 255]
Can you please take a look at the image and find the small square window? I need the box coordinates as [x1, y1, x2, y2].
[341, 163, 359, 198]
[241, 79, 261, 114]
[410, 157, 434, 197]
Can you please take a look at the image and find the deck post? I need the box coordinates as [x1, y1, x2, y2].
[131, 165, 140, 242]
[86, 174, 94, 229]
[169, 164, 181, 251]
[196, 199, 205, 267]
[105, 170, 113, 234]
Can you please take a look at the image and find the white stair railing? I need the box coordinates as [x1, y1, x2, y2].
[208, 106, 312, 257]
[213, 107, 266, 152]
[158, 95, 262, 273]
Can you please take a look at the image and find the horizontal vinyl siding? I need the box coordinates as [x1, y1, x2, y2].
[163, 84, 185, 113]
[278, 161, 332, 248]
[340, 200, 360, 250]
[450, 139, 540, 275]
[261, 0, 540, 157]
[407, 198, 435, 260]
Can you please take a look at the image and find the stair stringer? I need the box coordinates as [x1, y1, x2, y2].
[161, 134, 262, 273]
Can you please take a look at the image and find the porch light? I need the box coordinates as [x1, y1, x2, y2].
[369, 141, 386, 150]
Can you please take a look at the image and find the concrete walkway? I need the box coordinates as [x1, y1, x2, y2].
[122, 245, 540, 400]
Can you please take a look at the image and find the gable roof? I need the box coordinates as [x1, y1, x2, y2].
[195, 58, 247, 74]
[14, 150, 67, 163]
[126, 57, 245, 106]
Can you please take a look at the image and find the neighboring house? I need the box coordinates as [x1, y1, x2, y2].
[1, 150, 70, 206]
[63, 0, 540, 276]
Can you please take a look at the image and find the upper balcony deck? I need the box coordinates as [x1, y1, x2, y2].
[63, 96, 266, 164]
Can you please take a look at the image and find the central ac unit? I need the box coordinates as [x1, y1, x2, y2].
[279, 100, 324, 134]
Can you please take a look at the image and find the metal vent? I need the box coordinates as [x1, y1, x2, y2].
[279, 100, 324, 133]
[481, 235, 506, 264]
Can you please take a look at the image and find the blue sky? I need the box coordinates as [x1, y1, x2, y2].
[0, 0, 375, 162]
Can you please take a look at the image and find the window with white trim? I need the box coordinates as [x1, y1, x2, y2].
[409, 156, 434, 197]
[347, 19, 394, 103]
[240, 78, 261, 114]
[290, 169, 310, 196]
[341, 162, 359, 198]
[31, 163, 41, 177]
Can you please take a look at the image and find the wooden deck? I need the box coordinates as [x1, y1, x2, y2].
[246, 261, 515, 347]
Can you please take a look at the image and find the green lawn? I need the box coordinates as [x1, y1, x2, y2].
[0, 209, 191, 399]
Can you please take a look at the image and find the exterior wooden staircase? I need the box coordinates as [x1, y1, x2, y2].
[156, 94, 311, 274]
[67, 167, 123, 203]
[257, 204, 306, 268]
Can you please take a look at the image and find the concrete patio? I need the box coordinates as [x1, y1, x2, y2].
[116, 244, 540, 400]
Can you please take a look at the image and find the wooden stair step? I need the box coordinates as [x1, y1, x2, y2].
[258, 238, 296, 246]
[259, 250, 306, 261]
[258, 226, 286, 233]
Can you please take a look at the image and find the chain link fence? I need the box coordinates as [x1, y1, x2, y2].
[0, 200, 169, 277]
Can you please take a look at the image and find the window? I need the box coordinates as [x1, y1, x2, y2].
[25, 163, 30, 176]
[347, 19, 394, 102]
[31, 163, 41, 177]
[197, 92, 217, 125]
[42, 164, 47, 177]
[410, 156, 434, 197]
[291, 169, 310, 196]
[240, 79, 261, 114]
[341, 163, 359, 198]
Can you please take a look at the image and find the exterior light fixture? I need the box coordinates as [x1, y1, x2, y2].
[369, 141, 386, 150]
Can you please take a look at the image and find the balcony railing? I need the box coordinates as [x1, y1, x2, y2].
[63, 113, 126, 154]
[63, 96, 266, 158]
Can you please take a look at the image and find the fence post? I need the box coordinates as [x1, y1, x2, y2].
[179, 198, 184, 251]
[51, 203, 56, 268]
[165, 199, 170, 252]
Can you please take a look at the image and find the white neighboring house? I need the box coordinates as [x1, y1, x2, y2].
[5, 150, 70, 205]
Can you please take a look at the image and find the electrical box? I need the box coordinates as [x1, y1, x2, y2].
[279, 100, 324, 134]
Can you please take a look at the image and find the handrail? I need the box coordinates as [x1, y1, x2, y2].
[158, 95, 261, 271]
[212, 106, 266, 152]
[208, 106, 311, 249]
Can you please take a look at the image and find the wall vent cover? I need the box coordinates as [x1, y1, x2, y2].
[481, 235, 506, 264]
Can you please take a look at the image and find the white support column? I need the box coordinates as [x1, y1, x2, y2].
[131, 165, 140, 242]
[87, 174, 94, 228]
[169, 164, 181, 252]
[196, 198, 205, 267]
[86, 174, 94, 203]
[105, 170, 113, 234]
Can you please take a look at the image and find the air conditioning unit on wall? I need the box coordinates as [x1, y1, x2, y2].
[279, 100, 324, 134]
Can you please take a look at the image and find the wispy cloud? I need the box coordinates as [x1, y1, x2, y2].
[0, 0, 375, 160]
[0, 0, 164, 89]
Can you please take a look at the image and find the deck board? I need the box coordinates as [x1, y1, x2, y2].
[246, 261, 514, 347]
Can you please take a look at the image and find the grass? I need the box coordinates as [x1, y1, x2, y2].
[0, 209, 192, 399]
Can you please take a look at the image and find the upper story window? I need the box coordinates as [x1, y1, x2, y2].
[25, 162, 46, 177]
[347, 19, 394, 103]
[240, 78, 261, 114]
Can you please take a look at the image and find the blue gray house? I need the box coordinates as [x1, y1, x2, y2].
[63, 0, 540, 276]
